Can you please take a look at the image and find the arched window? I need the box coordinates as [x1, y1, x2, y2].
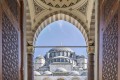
[61, 58, 64, 62]
[58, 58, 60, 62]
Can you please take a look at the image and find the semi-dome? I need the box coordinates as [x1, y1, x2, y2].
[55, 67, 67, 73]
[70, 71, 80, 76]
[43, 71, 52, 75]
[34, 71, 41, 76]
[49, 47, 74, 52]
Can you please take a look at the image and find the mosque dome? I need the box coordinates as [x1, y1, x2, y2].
[55, 67, 68, 73]
[70, 71, 80, 76]
[43, 71, 52, 75]
[49, 47, 74, 52]
[45, 47, 76, 65]
[34, 71, 41, 76]
[36, 55, 44, 59]
[35, 55, 45, 67]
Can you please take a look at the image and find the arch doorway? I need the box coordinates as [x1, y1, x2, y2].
[33, 20, 88, 80]
[26, 12, 95, 80]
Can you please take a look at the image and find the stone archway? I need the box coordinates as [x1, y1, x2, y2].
[25, 1, 96, 80]
[33, 11, 89, 46]
[26, 11, 95, 80]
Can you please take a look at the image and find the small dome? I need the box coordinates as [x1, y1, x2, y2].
[80, 72, 87, 76]
[55, 67, 67, 73]
[34, 71, 41, 76]
[36, 55, 44, 59]
[35, 55, 45, 67]
[43, 71, 52, 75]
[70, 71, 80, 76]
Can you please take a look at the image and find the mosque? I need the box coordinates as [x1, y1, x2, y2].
[34, 48, 87, 80]
[1, 0, 120, 80]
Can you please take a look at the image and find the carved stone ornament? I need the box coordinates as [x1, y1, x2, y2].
[34, 1, 44, 15]
[2, 12, 19, 80]
[39, 0, 81, 8]
[77, 1, 88, 15]
[102, 13, 118, 80]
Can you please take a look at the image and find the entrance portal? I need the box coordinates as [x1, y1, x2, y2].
[34, 20, 88, 80]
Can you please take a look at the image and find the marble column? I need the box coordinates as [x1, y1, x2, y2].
[88, 46, 94, 80]
[28, 54, 34, 80]
[88, 53, 94, 80]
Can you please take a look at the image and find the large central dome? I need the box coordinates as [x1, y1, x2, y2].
[45, 47, 76, 67]
[49, 47, 74, 52]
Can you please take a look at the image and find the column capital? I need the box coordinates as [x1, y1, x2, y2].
[88, 39, 95, 54]
[27, 46, 34, 54]
[88, 46, 95, 54]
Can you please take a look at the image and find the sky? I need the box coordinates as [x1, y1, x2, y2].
[34, 20, 87, 59]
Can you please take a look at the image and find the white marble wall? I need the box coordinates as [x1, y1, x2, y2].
[76, 58, 87, 69]
[49, 63, 72, 72]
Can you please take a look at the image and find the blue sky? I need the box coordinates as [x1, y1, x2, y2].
[34, 20, 87, 58]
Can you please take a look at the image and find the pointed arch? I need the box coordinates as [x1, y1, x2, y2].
[32, 11, 89, 48]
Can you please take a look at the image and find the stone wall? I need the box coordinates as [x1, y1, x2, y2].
[0, 0, 22, 80]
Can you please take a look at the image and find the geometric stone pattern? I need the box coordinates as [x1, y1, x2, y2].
[102, 13, 118, 80]
[6, 0, 18, 20]
[2, 12, 19, 80]
[34, 1, 44, 15]
[40, 0, 81, 8]
[77, 1, 88, 15]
